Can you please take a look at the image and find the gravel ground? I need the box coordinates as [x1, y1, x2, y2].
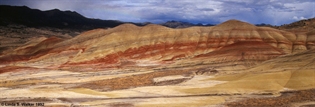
[226, 89, 315, 107]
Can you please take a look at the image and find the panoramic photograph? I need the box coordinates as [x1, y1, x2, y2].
[0, 0, 314, 107]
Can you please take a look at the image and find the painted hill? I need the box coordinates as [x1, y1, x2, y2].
[1, 20, 314, 70]
[0, 5, 125, 56]
[0, 18, 315, 106]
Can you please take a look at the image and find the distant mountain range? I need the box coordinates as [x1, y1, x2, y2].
[0, 5, 215, 29]
[1, 5, 315, 32]
[0, 5, 125, 30]
[161, 20, 214, 28]
[2, 5, 314, 30]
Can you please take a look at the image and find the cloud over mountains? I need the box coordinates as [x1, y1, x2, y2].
[1, 0, 314, 25]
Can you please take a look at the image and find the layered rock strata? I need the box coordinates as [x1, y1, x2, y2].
[0, 20, 314, 69]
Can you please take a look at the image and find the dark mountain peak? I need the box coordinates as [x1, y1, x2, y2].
[165, 20, 193, 24]
[44, 8, 85, 19]
[45, 8, 79, 15]
[0, 5, 123, 30]
[0, 5, 41, 12]
[47, 8, 61, 12]
[167, 20, 177, 23]
[0, 5, 28, 9]
[161, 21, 192, 28]
[45, 8, 63, 16]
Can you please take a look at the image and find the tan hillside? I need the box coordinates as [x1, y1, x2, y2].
[277, 18, 315, 32]
[0, 20, 314, 69]
[0, 19, 314, 107]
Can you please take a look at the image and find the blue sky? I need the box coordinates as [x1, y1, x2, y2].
[1, 0, 314, 25]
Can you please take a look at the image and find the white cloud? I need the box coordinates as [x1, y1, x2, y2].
[293, 16, 306, 20]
